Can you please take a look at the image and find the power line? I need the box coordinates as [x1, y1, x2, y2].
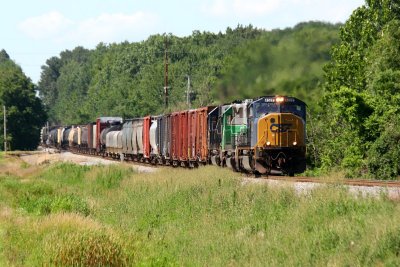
[164, 35, 169, 109]
[3, 105, 6, 153]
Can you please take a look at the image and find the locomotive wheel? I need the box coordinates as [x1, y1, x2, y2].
[226, 157, 239, 172]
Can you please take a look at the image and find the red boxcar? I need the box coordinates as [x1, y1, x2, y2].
[188, 110, 197, 161]
[143, 116, 151, 159]
[196, 107, 214, 162]
[179, 111, 189, 162]
[171, 112, 180, 161]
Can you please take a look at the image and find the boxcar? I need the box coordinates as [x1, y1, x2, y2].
[171, 112, 180, 163]
[197, 106, 215, 163]
[188, 110, 197, 164]
[179, 111, 189, 164]
[143, 116, 151, 160]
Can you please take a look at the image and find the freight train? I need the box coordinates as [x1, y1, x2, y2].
[41, 96, 306, 175]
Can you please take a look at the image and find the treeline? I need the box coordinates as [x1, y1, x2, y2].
[38, 22, 340, 125]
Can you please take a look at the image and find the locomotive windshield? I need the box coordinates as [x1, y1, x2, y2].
[252, 97, 306, 121]
[281, 103, 306, 120]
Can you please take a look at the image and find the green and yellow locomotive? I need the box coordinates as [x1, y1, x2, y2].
[209, 96, 306, 175]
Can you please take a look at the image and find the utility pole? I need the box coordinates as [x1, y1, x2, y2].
[164, 35, 169, 109]
[186, 75, 191, 109]
[3, 105, 6, 153]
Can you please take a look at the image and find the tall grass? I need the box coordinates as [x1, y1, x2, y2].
[0, 157, 400, 266]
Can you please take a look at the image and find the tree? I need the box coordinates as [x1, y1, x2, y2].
[215, 22, 340, 109]
[0, 51, 47, 150]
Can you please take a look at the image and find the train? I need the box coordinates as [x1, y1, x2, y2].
[40, 96, 306, 175]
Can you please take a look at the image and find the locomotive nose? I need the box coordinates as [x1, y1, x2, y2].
[256, 113, 305, 148]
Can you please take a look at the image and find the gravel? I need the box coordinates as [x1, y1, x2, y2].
[242, 177, 400, 200]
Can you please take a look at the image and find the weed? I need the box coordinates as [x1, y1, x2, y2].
[3, 213, 130, 266]
[20, 162, 30, 169]
[95, 165, 134, 189]
[39, 162, 90, 185]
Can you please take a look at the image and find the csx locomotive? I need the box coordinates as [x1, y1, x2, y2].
[41, 96, 306, 175]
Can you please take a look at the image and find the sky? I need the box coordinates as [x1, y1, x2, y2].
[1, 0, 365, 84]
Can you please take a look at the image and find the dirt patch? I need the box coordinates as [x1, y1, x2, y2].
[19, 150, 156, 173]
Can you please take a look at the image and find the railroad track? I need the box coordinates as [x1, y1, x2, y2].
[248, 175, 400, 188]
[53, 149, 400, 188]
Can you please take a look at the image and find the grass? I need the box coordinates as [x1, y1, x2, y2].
[0, 155, 400, 266]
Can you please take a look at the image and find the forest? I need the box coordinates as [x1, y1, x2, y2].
[1, 0, 399, 179]
[37, 21, 339, 124]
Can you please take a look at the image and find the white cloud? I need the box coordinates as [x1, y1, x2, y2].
[18, 11, 159, 46]
[18, 11, 73, 39]
[68, 12, 158, 45]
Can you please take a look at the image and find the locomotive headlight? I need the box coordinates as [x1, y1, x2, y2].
[266, 141, 271, 146]
[293, 141, 297, 146]
[276, 96, 284, 103]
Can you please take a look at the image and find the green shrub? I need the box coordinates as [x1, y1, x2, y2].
[3, 213, 130, 266]
[46, 229, 125, 266]
[42, 214, 128, 266]
[20, 194, 90, 216]
[50, 194, 90, 215]
[367, 121, 400, 180]
[40, 163, 90, 184]
[2, 180, 89, 215]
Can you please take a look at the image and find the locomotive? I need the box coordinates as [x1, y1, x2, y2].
[41, 96, 306, 175]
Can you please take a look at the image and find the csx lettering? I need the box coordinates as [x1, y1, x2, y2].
[270, 123, 292, 133]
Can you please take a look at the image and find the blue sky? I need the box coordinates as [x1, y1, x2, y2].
[1, 0, 364, 83]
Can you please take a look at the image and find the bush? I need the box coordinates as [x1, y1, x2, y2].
[42, 214, 128, 266]
[3, 213, 130, 266]
[367, 121, 400, 180]
[46, 228, 125, 266]
[20, 194, 90, 216]
[40, 163, 90, 185]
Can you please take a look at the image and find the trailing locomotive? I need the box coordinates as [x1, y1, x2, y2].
[41, 96, 306, 175]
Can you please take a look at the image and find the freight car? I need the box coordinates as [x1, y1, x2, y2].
[41, 96, 306, 175]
